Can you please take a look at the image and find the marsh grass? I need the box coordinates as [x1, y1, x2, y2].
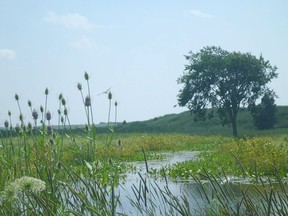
[1, 72, 288, 215]
[164, 136, 288, 181]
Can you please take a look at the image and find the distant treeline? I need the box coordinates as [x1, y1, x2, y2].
[1, 106, 287, 137]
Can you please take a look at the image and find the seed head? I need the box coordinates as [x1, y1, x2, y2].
[117, 139, 122, 146]
[46, 111, 52, 121]
[28, 100, 32, 107]
[47, 125, 53, 134]
[85, 96, 91, 107]
[19, 114, 23, 122]
[77, 83, 82, 91]
[61, 116, 64, 123]
[49, 138, 54, 145]
[32, 109, 38, 120]
[40, 106, 44, 113]
[52, 132, 57, 139]
[45, 87, 49, 95]
[108, 91, 112, 100]
[115, 101, 118, 107]
[27, 122, 32, 130]
[8, 110, 11, 116]
[84, 72, 89, 80]
[58, 93, 63, 101]
[85, 124, 89, 131]
[4, 120, 9, 128]
[61, 98, 66, 106]
[21, 124, 26, 132]
[15, 94, 19, 101]
[15, 124, 21, 133]
[64, 107, 68, 116]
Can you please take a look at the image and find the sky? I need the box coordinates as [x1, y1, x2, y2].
[0, 0, 287, 126]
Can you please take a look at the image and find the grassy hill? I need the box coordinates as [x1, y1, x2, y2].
[114, 106, 288, 136]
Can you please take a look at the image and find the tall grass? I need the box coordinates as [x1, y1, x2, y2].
[1, 72, 288, 215]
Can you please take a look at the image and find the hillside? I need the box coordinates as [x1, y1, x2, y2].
[115, 106, 288, 136]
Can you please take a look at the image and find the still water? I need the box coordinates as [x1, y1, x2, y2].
[114, 151, 285, 215]
[116, 151, 209, 215]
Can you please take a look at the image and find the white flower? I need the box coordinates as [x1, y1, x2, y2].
[2, 176, 46, 202]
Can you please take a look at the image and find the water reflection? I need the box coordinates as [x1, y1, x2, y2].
[115, 151, 288, 215]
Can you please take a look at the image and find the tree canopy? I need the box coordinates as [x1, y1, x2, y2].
[249, 92, 277, 130]
[177, 46, 278, 137]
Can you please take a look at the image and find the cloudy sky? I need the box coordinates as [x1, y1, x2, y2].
[0, 0, 287, 126]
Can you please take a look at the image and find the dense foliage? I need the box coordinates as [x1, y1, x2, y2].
[0, 72, 287, 215]
[249, 92, 277, 130]
[177, 46, 278, 137]
[165, 136, 288, 180]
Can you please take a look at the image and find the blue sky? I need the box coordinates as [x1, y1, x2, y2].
[0, 0, 287, 126]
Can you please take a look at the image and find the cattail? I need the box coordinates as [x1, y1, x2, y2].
[47, 125, 53, 134]
[61, 98, 66, 106]
[15, 94, 19, 101]
[108, 91, 112, 100]
[21, 124, 26, 132]
[77, 83, 82, 91]
[58, 93, 63, 101]
[84, 96, 91, 107]
[46, 111, 52, 121]
[19, 114, 23, 122]
[117, 139, 122, 146]
[4, 120, 9, 128]
[15, 124, 21, 133]
[52, 132, 57, 139]
[115, 101, 118, 107]
[27, 122, 32, 130]
[85, 124, 89, 131]
[84, 72, 89, 80]
[45, 88, 49, 95]
[49, 138, 54, 145]
[8, 111, 11, 116]
[40, 106, 44, 113]
[28, 100, 32, 107]
[32, 109, 39, 120]
[64, 107, 68, 116]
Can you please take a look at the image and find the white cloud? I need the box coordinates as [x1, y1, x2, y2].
[188, 10, 212, 18]
[0, 48, 16, 60]
[44, 11, 93, 30]
[72, 35, 95, 49]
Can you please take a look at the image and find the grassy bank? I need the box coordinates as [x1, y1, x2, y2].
[1, 72, 287, 215]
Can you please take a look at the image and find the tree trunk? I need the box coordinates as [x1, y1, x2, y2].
[229, 103, 238, 137]
[231, 116, 238, 137]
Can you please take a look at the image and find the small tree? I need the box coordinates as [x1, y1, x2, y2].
[177, 46, 278, 137]
[249, 92, 277, 130]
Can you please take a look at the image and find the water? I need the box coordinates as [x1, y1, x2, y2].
[61, 151, 287, 215]
[116, 151, 208, 215]
[126, 150, 200, 171]
[115, 151, 287, 215]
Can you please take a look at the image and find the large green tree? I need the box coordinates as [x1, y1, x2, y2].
[177, 46, 278, 137]
[249, 92, 277, 130]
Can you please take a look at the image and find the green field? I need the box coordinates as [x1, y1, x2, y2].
[1, 88, 288, 215]
[108, 106, 288, 136]
[1, 122, 288, 215]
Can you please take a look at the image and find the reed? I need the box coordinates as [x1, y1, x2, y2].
[1, 73, 288, 215]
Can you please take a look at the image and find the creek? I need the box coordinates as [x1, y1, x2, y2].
[116, 151, 210, 215]
[115, 151, 284, 215]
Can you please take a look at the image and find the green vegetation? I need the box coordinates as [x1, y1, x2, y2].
[177, 46, 278, 137]
[0, 72, 288, 215]
[164, 136, 288, 180]
[249, 92, 277, 130]
[115, 106, 288, 135]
